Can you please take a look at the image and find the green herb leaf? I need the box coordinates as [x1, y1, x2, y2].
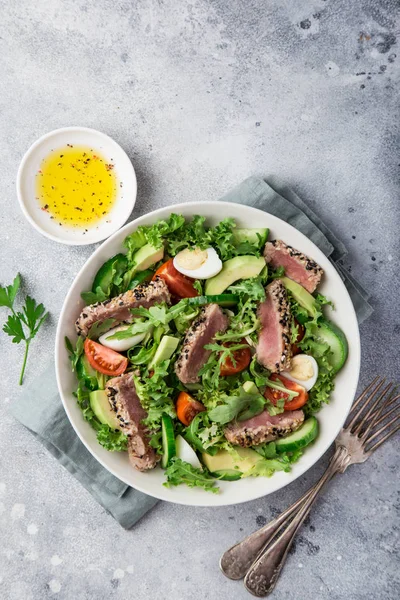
[65, 336, 84, 371]
[0, 273, 21, 308]
[208, 386, 266, 424]
[87, 319, 117, 340]
[0, 274, 48, 384]
[163, 458, 219, 493]
[3, 313, 26, 343]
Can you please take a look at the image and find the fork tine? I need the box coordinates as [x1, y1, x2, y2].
[357, 383, 395, 437]
[348, 376, 381, 415]
[366, 411, 400, 446]
[373, 393, 400, 428]
[367, 423, 400, 454]
[346, 377, 385, 431]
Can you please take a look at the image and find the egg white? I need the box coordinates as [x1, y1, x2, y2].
[282, 354, 319, 391]
[173, 247, 222, 280]
[99, 325, 146, 352]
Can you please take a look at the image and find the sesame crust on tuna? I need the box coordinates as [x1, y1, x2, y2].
[256, 279, 292, 372]
[75, 277, 171, 337]
[267, 240, 323, 278]
[224, 411, 305, 447]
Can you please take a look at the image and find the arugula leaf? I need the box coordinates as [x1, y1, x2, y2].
[127, 343, 157, 365]
[208, 386, 266, 424]
[65, 336, 84, 371]
[163, 458, 219, 493]
[0, 274, 48, 384]
[105, 319, 152, 340]
[87, 319, 117, 340]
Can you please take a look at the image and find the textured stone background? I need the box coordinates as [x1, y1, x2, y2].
[0, 1, 399, 598]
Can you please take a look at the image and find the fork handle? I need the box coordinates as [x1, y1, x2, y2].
[220, 487, 315, 580]
[244, 447, 348, 597]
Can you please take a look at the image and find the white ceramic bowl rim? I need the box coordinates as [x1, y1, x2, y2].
[55, 201, 361, 506]
[16, 126, 137, 246]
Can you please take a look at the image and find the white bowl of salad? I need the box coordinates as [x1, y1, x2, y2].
[55, 201, 360, 506]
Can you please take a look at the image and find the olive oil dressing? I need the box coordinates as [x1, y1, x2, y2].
[36, 145, 117, 227]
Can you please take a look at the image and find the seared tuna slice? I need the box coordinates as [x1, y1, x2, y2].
[264, 240, 323, 293]
[75, 277, 171, 337]
[224, 409, 304, 447]
[175, 304, 228, 384]
[256, 279, 292, 373]
[106, 373, 158, 471]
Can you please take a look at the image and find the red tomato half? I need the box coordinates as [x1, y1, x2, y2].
[220, 342, 252, 377]
[153, 259, 198, 298]
[264, 373, 308, 411]
[84, 338, 128, 376]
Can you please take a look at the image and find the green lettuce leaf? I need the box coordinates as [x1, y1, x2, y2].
[163, 458, 219, 493]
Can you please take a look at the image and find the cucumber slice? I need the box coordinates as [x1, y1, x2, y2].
[314, 318, 348, 372]
[161, 413, 176, 468]
[232, 227, 269, 248]
[127, 269, 153, 290]
[275, 417, 319, 453]
[92, 254, 128, 294]
[186, 294, 239, 307]
[213, 469, 242, 481]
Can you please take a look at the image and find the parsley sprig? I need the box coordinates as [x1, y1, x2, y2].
[0, 274, 48, 385]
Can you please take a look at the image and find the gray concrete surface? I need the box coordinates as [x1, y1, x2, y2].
[1, 0, 399, 598]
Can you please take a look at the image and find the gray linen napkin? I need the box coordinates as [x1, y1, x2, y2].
[10, 176, 372, 530]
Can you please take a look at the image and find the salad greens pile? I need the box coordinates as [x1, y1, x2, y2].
[67, 213, 347, 493]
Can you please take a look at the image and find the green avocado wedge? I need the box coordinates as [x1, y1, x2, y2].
[205, 255, 265, 295]
[281, 276, 318, 318]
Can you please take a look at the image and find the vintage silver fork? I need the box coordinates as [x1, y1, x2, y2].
[219, 377, 399, 597]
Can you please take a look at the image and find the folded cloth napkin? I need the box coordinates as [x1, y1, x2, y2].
[10, 176, 373, 529]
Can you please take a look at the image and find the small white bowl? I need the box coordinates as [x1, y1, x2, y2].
[17, 127, 137, 245]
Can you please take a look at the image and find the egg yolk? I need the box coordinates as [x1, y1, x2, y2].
[287, 355, 314, 381]
[175, 248, 208, 271]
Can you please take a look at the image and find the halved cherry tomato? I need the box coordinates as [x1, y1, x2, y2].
[291, 320, 305, 356]
[153, 259, 198, 298]
[84, 338, 128, 376]
[176, 391, 206, 426]
[220, 341, 251, 377]
[264, 373, 308, 411]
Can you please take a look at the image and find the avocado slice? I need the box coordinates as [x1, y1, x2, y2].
[205, 255, 265, 295]
[281, 276, 318, 317]
[148, 335, 179, 368]
[89, 390, 121, 429]
[232, 227, 269, 248]
[133, 243, 164, 272]
[202, 447, 263, 478]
